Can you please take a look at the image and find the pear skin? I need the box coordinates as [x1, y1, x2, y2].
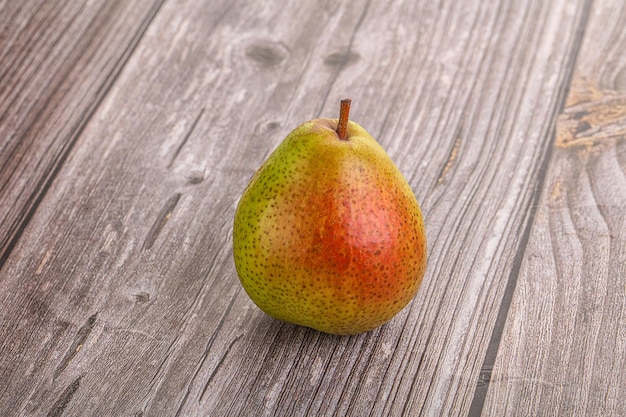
[233, 101, 427, 335]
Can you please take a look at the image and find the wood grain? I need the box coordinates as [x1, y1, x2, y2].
[0, 0, 164, 267]
[482, 1, 626, 416]
[0, 0, 604, 415]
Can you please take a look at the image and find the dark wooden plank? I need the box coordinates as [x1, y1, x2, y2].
[0, 0, 590, 415]
[0, 0, 164, 266]
[482, 1, 626, 416]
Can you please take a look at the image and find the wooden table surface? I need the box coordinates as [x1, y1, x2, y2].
[1, 1, 625, 416]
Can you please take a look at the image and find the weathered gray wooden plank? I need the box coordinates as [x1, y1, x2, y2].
[0, 0, 590, 416]
[0, 0, 164, 266]
[482, 1, 626, 415]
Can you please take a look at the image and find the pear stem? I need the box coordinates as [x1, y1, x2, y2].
[336, 99, 351, 141]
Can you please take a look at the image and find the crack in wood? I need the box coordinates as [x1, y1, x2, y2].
[436, 128, 463, 184]
[54, 313, 98, 380]
[468, 0, 595, 415]
[198, 333, 243, 403]
[142, 193, 182, 251]
[175, 289, 239, 414]
[168, 108, 205, 169]
[46, 376, 81, 417]
[142, 333, 182, 404]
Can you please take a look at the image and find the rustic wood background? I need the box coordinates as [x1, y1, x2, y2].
[1, 0, 624, 416]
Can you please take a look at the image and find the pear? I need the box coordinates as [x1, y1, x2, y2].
[233, 99, 427, 335]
